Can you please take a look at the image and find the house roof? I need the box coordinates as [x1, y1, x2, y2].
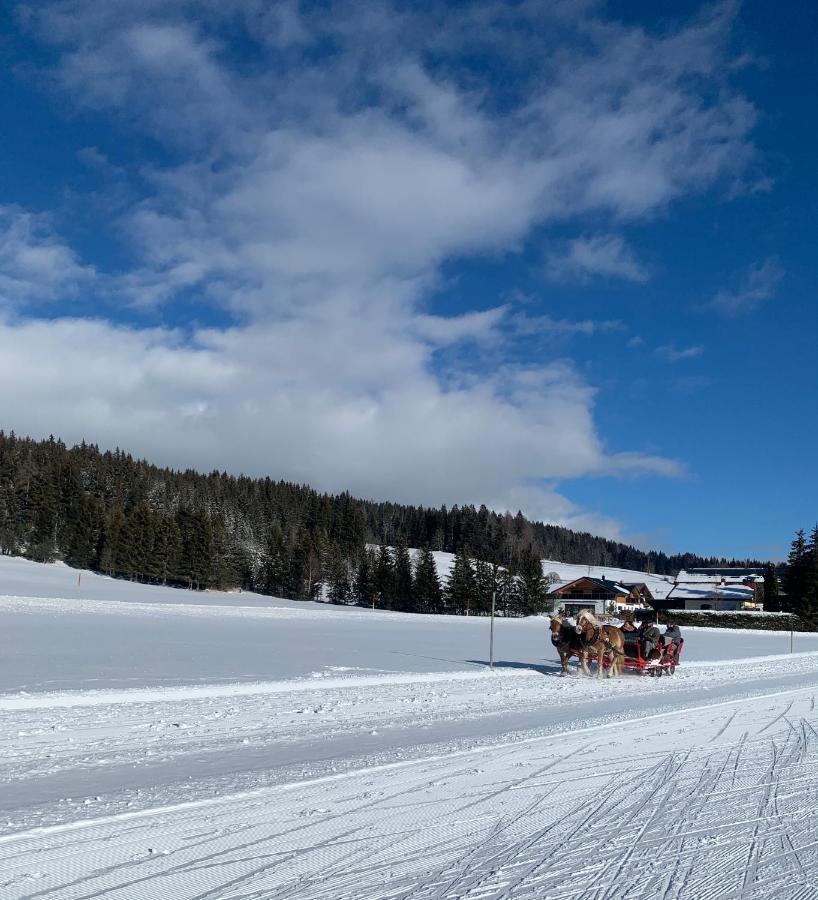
[666, 583, 754, 602]
[548, 576, 630, 596]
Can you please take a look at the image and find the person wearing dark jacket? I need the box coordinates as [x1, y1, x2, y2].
[664, 622, 683, 654]
[640, 620, 662, 661]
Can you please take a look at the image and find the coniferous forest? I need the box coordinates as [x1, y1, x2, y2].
[0, 432, 769, 615]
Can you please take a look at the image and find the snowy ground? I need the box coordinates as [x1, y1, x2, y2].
[2, 557, 818, 899]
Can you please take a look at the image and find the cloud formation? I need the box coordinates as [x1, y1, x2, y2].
[707, 257, 783, 315]
[546, 235, 650, 283]
[655, 344, 705, 363]
[2, 0, 760, 533]
[0, 206, 94, 307]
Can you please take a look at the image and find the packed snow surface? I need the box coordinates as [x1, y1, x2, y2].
[1, 555, 817, 899]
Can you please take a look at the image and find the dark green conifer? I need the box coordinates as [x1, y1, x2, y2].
[445, 545, 476, 615]
[374, 544, 394, 609]
[413, 547, 442, 613]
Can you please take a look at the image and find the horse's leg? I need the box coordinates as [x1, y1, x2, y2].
[596, 648, 604, 678]
[580, 651, 591, 676]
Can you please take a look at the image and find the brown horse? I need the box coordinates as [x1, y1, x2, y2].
[575, 610, 625, 678]
[549, 613, 583, 675]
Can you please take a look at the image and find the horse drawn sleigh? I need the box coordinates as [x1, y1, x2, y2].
[618, 628, 683, 676]
[549, 610, 683, 677]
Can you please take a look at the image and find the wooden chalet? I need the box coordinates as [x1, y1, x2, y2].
[547, 576, 650, 616]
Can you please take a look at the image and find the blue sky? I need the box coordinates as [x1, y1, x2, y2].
[0, 0, 815, 560]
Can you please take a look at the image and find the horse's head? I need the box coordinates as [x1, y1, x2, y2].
[576, 609, 598, 638]
[549, 615, 565, 645]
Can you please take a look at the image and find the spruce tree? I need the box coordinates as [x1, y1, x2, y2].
[495, 566, 518, 616]
[353, 548, 376, 607]
[762, 564, 780, 613]
[445, 545, 476, 615]
[783, 530, 809, 614]
[374, 544, 394, 609]
[324, 542, 351, 604]
[262, 524, 288, 597]
[474, 559, 496, 616]
[517, 548, 546, 615]
[798, 526, 818, 628]
[413, 547, 442, 613]
[393, 539, 414, 612]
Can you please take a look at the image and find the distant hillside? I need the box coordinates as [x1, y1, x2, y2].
[0, 432, 764, 608]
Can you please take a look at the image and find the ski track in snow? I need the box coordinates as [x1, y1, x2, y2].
[1, 689, 817, 900]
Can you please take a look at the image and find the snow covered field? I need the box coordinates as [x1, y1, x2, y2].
[2, 556, 818, 899]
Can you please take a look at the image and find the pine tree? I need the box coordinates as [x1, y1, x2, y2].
[353, 548, 376, 607]
[393, 539, 414, 612]
[324, 542, 351, 604]
[473, 559, 496, 616]
[0, 446, 20, 555]
[762, 564, 780, 613]
[517, 548, 546, 615]
[797, 526, 818, 628]
[495, 566, 518, 616]
[97, 507, 125, 575]
[152, 515, 182, 585]
[413, 547, 442, 613]
[262, 524, 288, 597]
[27, 468, 60, 562]
[783, 530, 809, 615]
[445, 545, 476, 615]
[374, 544, 394, 609]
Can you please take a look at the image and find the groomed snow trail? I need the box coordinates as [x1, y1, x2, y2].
[2, 688, 817, 900]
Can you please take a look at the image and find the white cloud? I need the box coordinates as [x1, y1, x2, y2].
[5, 0, 761, 532]
[0, 315, 680, 526]
[0, 206, 94, 306]
[707, 257, 783, 315]
[655, 344, 705, 363]
[546, 235, 650, 283]
[413, 306, 508, 346]
[513, 313, 624, 338]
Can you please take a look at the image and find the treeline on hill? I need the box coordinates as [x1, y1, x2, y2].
[0, 433, 763, 613]
[772, 526, 818, 628]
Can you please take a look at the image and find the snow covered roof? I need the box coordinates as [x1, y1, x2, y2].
[666, 583, 754, 601]
[677, 570, 762, 584]
[540, 559, 673, 589]
[547, 576, 631, 596]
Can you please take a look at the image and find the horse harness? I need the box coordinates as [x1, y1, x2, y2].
[580, 623, 624, 658]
